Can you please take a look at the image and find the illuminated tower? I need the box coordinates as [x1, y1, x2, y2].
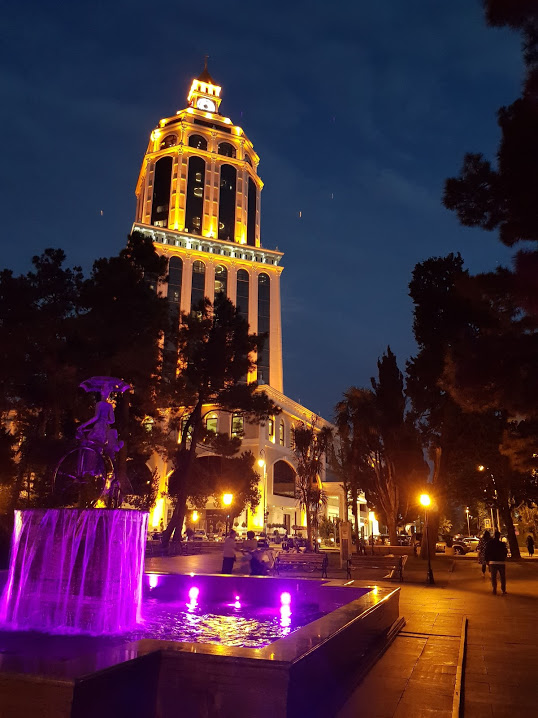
[133, 63, 283, 390]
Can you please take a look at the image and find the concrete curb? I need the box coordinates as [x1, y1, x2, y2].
[452, 615, 468, 718]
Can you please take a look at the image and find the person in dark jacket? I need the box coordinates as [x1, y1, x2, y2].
[477, 530, 491, 577]
[526, 534, 535, 557]
[485, 530, 508, 595]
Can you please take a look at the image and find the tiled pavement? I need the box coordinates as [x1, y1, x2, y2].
[146, 551, 538, 717]
[338, 558, 538, 717]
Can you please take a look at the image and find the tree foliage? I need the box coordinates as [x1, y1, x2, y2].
[160, 292, 280, 543]
[336, 348, 426, 546]
[0, 232, 169, 514]
[292, 419, 331, 551]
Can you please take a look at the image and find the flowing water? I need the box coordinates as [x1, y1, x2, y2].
[0, 509, 147, 635]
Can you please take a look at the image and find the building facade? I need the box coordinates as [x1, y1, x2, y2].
[135, 65, 367, 537]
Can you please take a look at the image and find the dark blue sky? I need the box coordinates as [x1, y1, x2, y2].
[1, 1, 520, 419]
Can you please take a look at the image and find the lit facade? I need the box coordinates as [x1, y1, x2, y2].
[136, 65, 367, 537]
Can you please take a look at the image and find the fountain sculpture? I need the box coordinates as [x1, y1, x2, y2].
[0, 377, 148, 635]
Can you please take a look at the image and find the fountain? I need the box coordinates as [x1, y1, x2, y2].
[0, 377, 403, 718]
[0, 376, 148, 635]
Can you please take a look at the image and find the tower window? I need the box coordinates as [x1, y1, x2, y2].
[162, 256, 183, 381]
[247, 177, 257, 246]
[218, 142, 236, 158]
[160, 134, 177, 149]
[151, 156, 173, 228]
[214, 264, 228, 298]
[257, 273, 270, 384]
[191, 260, 206, 311]
[188, 134, 207, 150]
[245, 154, 252, 166]
[185, 156, 205, 234]
[236, 269, 249, 323]
[218, 164, 237, 241]
[279, 421, 285, 446]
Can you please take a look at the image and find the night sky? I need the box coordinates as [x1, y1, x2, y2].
[1, 1, 520, 420]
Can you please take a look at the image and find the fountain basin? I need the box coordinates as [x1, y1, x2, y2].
[0, 572, 402, 717]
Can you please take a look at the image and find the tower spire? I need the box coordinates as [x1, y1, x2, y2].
[197, 55, 215, 85]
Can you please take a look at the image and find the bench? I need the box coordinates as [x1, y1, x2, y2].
[274, 551, 328, 578]
[347, 554, 407, 581]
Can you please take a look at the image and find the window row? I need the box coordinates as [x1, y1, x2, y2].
[163, 257, 269, 314]
[181, 413, 244, 441]
[158, 133, 252, 165]
[150, 155, 258, 245]
[163, 257, 270, 382]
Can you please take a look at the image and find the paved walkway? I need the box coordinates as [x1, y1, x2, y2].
[146, 552, 538, 717]
[338, 558, 538, 718]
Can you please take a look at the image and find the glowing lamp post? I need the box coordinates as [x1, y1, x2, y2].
[465, 507, 470, 536]
[420, 493, 435, 585]
[258, 450, 267, 536]
[192, 510, 199, 524]
[368, 511, 376, 555]
[223, 493, 233, 535]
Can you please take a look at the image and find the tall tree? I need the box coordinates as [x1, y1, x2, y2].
[291, 419, 331, 551]
[336, 349, 426, 546]
[161, 292, 279, 544]
[0, 232, 169, 511]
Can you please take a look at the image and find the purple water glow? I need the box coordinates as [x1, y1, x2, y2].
[0, 509, 147, 635]
[124, 596, 322, 648]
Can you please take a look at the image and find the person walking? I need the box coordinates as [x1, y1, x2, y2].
[485, 530, 508, 595]
[526, 534, 535, 558]
[221, 529, 237, 574]
[476, 530, 491, 577]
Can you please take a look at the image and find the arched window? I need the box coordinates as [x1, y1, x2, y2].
[214, 264, 227, 298]
[257, 273, 270, 384]
[185, 156, 205, 234]
[247, 177, 257, 246]
[191, 260, 206, 310]
[245, 154, 252, 166]
[273, 461, 296, 499]
[151, 156, 173, 228]
[218, 164, 236, 241]
[279, 420, 285, 446]
[162, 256, 183, 381]
[188, 134, 207, 150]
[236, 269, 249, 323]
[218, 142, 236, 158]
[205, 412, 218, 434]
[160, 134, 177, 149]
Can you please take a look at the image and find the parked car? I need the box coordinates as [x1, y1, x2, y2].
[461, 536, 480, 551]
[192, 530, 207, 542]
[435, 535, 470, 555]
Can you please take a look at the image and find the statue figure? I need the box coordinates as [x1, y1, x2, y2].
[53, 376, 131, 508]
[77, 377, 130, 460]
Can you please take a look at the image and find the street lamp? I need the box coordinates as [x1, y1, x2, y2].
[465, 507, 470, 536]
[368, 511, 376, 555]
[223, 493, 233, 535]
[258, 449, 267, 537]
[192, 510, 199, 523]
[477, 465, 499, 531]
[419, 493, 435, 585]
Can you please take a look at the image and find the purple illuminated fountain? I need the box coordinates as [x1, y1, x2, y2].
[0, 377, 148, 635]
